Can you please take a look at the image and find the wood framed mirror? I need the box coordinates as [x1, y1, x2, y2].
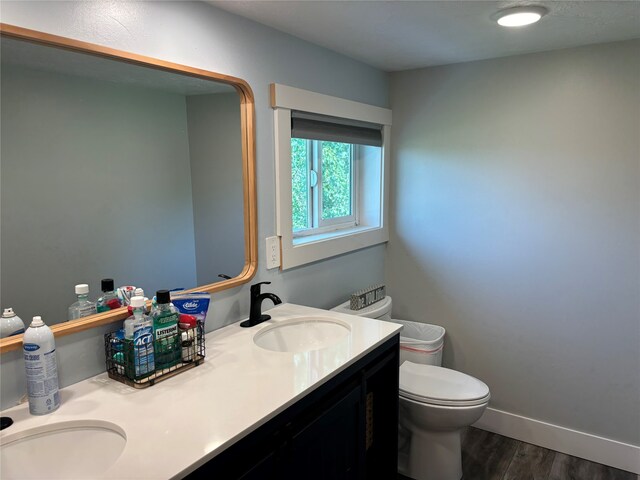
[0, 24, 257, 353]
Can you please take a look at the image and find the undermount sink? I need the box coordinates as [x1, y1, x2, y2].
[0, 420, 126, 479]
[254, 316, 351, 353]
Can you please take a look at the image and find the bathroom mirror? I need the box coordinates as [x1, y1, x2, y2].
[0, 24, 257, 353]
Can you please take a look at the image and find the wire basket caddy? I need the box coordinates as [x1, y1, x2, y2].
[104, 321, 206, 388]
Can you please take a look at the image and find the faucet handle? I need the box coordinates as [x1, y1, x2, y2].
[251, 281, 271, 295]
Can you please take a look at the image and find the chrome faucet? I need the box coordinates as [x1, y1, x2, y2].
[240, 282, 282, 328]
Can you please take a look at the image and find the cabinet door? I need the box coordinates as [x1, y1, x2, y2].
[364, 350, 399, 479]
[237, 450, 277, 479]
[185, 430, 283, 480]
[287, 385, 363, 480]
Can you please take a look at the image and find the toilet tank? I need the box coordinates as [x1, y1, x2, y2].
[331, 296, 393, 322]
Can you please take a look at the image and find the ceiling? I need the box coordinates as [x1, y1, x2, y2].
[207, 1, 640, 71]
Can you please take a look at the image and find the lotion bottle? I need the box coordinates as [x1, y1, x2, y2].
[23, 316, 60, 415]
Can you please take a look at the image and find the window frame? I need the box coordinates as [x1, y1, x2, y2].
[272, 83, 391, 270]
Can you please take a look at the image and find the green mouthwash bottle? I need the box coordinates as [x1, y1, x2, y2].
[151, 290, 180, 370]
[96, 278, 122, 313]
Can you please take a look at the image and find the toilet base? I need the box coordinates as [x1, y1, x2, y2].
[407, 429, 462, 480]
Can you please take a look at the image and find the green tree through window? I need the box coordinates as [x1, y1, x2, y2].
[291, 139, 353, 232]
[291, 138, 309, 231]
[321, 142, 352, 220]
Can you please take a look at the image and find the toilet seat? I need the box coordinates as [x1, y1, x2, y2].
[399, 362, 490, 407]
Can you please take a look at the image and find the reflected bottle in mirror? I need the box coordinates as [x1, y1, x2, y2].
[96, 278, 122, 313]
[68, 283, 97, 320]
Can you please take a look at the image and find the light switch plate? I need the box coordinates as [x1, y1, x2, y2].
[266, 236, 281, 269]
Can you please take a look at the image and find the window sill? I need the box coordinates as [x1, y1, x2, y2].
[293, 225, 379, 246]
[282, 224, 387, 270]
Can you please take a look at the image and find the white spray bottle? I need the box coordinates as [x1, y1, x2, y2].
[23, 316, 60, 415]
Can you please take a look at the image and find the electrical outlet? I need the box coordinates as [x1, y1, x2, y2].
[266, 236, 281, 269]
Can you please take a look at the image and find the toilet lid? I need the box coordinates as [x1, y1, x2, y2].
[399, 362, 490, 407]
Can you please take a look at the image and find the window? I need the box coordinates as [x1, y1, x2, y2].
[272, 84, 392, 269]
[291, 139, 356, 234]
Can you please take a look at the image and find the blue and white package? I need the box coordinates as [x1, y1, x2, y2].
[170, 292, 211, 327]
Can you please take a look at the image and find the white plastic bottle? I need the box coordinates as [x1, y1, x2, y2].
[23, 316, 60, 415]
[1, 308, 25, 338]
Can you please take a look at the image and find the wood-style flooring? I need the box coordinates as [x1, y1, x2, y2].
[399, 427, 637, 480]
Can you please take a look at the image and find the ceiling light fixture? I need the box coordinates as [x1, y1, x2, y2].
[493, 6, 548, 27]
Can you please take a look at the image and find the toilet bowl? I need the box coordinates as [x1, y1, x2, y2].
[331, 296, 490, 480]
[399, 362, 490, 480]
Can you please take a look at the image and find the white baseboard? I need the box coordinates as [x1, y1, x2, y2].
[473, 407, 640, 475]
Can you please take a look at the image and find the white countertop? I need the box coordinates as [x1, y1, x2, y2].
[0, 303, 401, 479]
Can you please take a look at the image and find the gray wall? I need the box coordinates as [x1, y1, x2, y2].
[1, 64, 198, 325]
[186, 93, 245, 284]
[388, 40, 640, 445]
[0, 1, 387, 409]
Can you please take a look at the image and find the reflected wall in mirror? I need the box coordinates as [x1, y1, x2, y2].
[0, 25, 257, 352]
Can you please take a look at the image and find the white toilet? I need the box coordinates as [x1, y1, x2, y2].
[332, 296, 490, 480]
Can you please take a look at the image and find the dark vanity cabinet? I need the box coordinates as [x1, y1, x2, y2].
[186, 335, 399, 480]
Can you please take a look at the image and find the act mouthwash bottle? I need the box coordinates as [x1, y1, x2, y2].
[151, 290, 180, 370]
[124, 296, 155, 380]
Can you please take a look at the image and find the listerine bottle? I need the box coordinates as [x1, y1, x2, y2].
[68, 284, 97, 320]
[123, 296, 154, 379]
[151, 290, 180, 370]
[96, 278, 122, 313]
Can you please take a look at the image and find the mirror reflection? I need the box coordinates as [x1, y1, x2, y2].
[1, 37, 246, 328]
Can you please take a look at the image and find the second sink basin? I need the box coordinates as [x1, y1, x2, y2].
[254, 316, 351, 353]
[0, 420, 126, 479]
